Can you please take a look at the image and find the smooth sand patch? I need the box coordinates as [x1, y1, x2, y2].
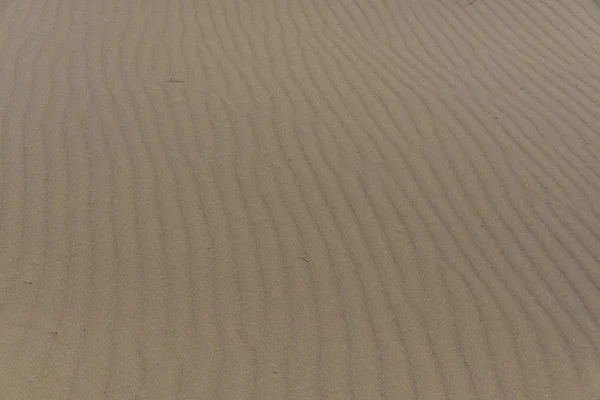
[1, 0, 600, 399]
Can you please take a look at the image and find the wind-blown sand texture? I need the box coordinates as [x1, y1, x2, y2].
[1, 0, 600, 399]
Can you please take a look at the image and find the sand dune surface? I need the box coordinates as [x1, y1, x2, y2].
[2, 0, 600, 399]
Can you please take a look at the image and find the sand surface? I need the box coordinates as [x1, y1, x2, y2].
[1, 0, 600, 399]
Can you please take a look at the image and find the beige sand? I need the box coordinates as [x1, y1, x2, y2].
[1, 0, 600, 398]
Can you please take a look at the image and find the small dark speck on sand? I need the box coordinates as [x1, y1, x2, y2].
[299, 257, 309, 263]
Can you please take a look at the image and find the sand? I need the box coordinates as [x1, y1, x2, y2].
[1, 0, 600, 398]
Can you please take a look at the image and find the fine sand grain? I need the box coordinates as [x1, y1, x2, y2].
[2, 0, 600, 399]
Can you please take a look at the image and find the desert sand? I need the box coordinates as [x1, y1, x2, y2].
[1, 0, 600, 399]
